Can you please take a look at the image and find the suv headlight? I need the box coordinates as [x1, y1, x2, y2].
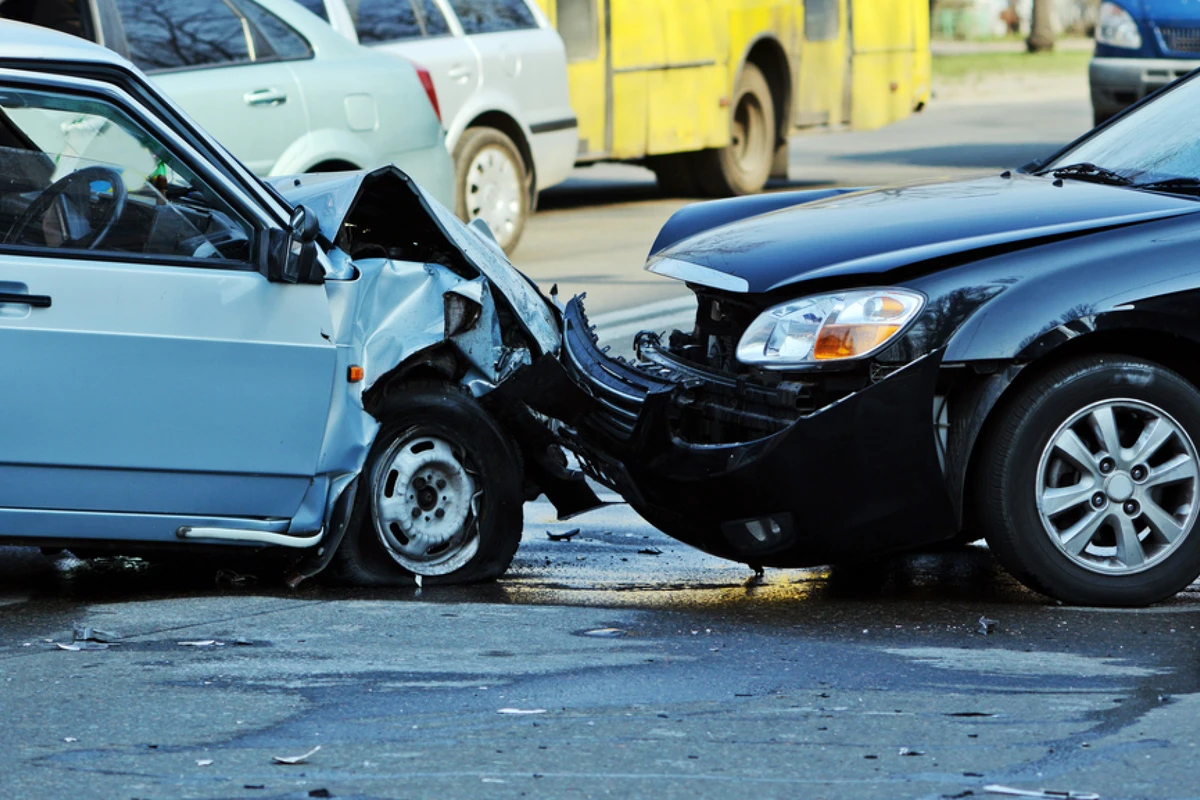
[735, 288, 925, 369]
[1096, 1, 1142, 49]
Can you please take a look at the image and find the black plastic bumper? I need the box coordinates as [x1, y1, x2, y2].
[557, 297, 959, 567]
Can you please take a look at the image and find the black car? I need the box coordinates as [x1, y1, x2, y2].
[551, 72, 1200, 607]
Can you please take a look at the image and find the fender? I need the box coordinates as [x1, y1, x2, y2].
[270, 128, 376, 175]
[940, 210, 1200, 363]
[649, 189, 865, 258]
[446, 93, 531, 158]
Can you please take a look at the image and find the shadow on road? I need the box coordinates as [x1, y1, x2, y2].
[831, 142, 1067, 170]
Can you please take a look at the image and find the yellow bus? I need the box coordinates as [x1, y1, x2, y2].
[534, 0, 931, 196]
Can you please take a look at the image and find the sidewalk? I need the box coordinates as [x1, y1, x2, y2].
[932, 37, 1094, 55]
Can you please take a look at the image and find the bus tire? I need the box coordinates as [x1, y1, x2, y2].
[697, 63, 776, 197]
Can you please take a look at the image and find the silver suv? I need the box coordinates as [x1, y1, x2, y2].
[296, 0, 577, 253]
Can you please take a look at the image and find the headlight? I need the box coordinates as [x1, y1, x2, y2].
[1096, 1, 1142, 49]
[735, 288, 924, 368]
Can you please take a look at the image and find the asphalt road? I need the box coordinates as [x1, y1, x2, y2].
[9, 90, 1200, 800]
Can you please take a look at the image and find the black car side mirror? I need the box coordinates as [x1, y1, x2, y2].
[264, 205, 323, 284]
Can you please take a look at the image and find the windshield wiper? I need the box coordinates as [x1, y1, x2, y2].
[1047, 162, 1132, 186]
[1133, 177, 1200, 196]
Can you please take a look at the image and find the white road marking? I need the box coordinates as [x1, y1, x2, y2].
[0, 594, 28, 608]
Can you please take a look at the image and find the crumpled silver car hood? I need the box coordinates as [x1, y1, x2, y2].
[268, 167, 559, 357]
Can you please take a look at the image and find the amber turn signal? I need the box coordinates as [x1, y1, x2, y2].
[348, 365, 365, 383]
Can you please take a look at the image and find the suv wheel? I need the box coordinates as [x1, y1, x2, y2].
[454, 126, 530, 254]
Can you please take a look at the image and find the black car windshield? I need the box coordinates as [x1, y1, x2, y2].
[1043, 75, 1200, 189]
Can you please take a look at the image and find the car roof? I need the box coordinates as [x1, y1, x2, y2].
[0, 20, 128, 69]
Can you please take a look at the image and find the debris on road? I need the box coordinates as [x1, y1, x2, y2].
[74, 627, 122, 643]
[215, 569, 257, 587]
[55, 641, 110, 651]
[898, 747, 924, 756]
[978, 617, 999, 635]
[178, 640, 224, 647]
[273, 745, 321, 765]
[638, 547, 663, 556]
[63, 737, 77, 743]
[196, 759, 214, 767]
[983, 785, 1100, 799]
[582, 627, 626, 638]
[547, 528, 580, 542]
[497, 708, 547, 715]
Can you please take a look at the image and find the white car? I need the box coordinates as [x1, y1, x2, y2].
[294, 0, 578, 252]
[0, 0, 455, 206]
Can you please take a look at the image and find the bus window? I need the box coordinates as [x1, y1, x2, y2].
[805, 0, 840, 41]
[557, 0, 598, 62]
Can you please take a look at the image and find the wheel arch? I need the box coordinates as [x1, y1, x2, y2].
[948, 325, 1200, 531]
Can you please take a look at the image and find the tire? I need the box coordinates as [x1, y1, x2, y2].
[453, 126, 530, 255]
[975, 355, 1200, 606]
[695, 63, 776, 197]
[648, 152, 703, 197]
[331, 381, 524, 586]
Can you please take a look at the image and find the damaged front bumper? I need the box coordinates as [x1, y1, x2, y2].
[556, 297, 959, 567]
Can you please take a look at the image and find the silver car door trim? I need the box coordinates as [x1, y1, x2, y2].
[177, 526, 324, 547]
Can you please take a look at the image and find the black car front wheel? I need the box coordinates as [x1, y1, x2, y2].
[977, 355, 1200, 606]
[331, 382, 524, 586]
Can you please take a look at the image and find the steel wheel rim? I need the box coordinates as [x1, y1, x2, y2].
[464, 144, 521, 248]
[371, 430, 480, 576]
[1035, 398, 1199, 575]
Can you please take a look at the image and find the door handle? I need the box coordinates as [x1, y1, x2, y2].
[447, 65, 472, 81]
[244, 88, 288, 107]
[0, 292, 50, 307]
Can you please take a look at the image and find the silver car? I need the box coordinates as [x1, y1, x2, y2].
[0, 0, 455, 206]
[0, 21, 596, 584]
[295, 0, 578, 253]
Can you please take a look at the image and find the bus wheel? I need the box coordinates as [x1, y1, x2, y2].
[698, 63, 775, 196]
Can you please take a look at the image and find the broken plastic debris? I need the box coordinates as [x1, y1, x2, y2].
[898, 747, 924, 756]
[215, 568, 257, 587]
[978, 617, 999, 635]
[73, 627, 122, 643]
[984, 785, 1099, 799]
[273, 745, 321, 765]
[55, 642, 110, 651]
[63, 737, 78, 743]
[196, 759, 214, 767]
[497, 708, 547, 715]
[308, 789, 332, 798]
[638, 547, 663, 556]
[582, 628, 626, 638]
[547, 528, 580, 542]
[178, 640, 224, 647]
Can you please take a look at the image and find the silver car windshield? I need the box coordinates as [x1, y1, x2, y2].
[1046, 76, 1200, 185]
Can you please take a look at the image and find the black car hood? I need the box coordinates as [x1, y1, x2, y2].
[650, 174, 1200, 294]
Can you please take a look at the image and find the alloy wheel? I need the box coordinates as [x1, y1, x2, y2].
[1035, 398, 1199, 575]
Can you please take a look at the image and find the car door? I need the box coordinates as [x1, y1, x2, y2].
[105, 0, 308, 176]
[444, 0, 554, 122]
[0, 76, 337, 535]
[350, 0, 479, 129]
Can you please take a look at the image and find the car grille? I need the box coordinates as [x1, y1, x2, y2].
[1158, 24, 1200, 53]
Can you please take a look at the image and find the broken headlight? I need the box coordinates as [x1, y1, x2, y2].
[735, 288, 924, 369]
